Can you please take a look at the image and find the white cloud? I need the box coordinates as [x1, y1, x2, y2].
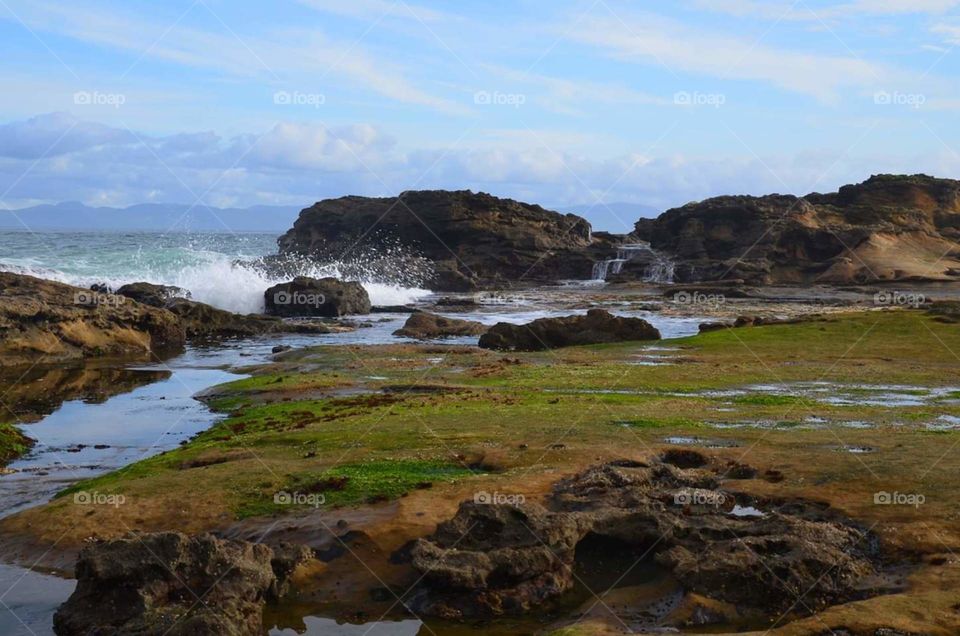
[296, 0, 448, 23]
[932, 21, 960, 44]
[566, 12, 886, 101]
[694, 0, 960, 19]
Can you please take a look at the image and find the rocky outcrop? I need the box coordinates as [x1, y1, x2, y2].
[264, 277, 371, 317]
[277, 190, 599, 290]
[115, 282, 345, 339]
[393, 311, 487, 339]
[0, 273, 185, 367]
[53, 532, 311, 636]
[409, 459, 878, 621]
[634, 174, 960, 285]
[478, 309, 660, 351]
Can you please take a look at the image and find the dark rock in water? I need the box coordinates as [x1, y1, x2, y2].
[53, 532, 312, 636]
[277, 190, 597, 290]
[698, 321, 731, 333]
[264, 276, 371, 317]
[478, 309, 660, 351]
[272, 345, 292, 354]
[116, 282, 190, 307]
[371, 305, 417, 314]
[636, 174, 960, 285]
[393, 311, 487, 339]
[409, 460, 878, 620]
[0, 272, 185, 367]
[164, 298, 334, 339]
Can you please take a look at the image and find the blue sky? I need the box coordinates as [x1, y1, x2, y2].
[0, 0, 958, 231]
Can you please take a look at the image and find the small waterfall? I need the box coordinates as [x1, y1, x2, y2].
[591, 242, 675, 283]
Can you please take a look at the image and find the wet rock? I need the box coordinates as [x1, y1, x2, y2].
[393, 311, 487, 339]
[116, 282, 190, 307]
[53, 532, 311, 636]
[478, 309, 661, 351]
[409, 460, 878, 621]
[264, 276, 371, 317]
[0, 272, 185, 367]
[164, 298, 336, 339]
[272, 345, 292, 354]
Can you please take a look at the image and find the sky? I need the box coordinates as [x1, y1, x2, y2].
[0, 0, 958, 232]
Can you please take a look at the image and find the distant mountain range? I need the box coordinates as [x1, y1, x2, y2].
[0, 202, 301, 232]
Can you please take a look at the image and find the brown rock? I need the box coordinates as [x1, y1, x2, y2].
[264, 277, 371, 317]
[393, 311, 487, 339]
[478, 309, 661, 351]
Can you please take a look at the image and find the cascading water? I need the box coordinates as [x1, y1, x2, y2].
[591, 242, 675, 283]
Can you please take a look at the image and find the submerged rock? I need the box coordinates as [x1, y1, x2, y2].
[0, 272, 185, 367]
[478, 309, 661, 351]
[409, 459, 878, 622]
[53, 532, 311, 636]
[264, 276, 371, 317]
[393, 311, 487, 339]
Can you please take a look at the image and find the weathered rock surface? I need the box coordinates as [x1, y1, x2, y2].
[409, 458, 878, 621]
[277, 190, 601, 290]
[53, 532, 311, 636]
[0, 273, 185, 367]
[264, 276, 371, 317]
[393, 311, 487, 339]
[115, 281, 343, 338]
[478, 309, 660, 351]
[634, 174, 960, 285]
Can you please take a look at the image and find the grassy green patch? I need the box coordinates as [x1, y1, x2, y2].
[0, 423, 33, 463]
[732, 394, 809, 406]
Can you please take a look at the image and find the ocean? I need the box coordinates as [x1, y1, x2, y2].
[0, 230, 432, 314]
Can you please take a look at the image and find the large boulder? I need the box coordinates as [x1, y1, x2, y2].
[393, 311, 487, 339]
[478, 309, 660, 351]
[264, 277, 371, 317]
[633, 174, 960, 285]
[277, 190, 599, 290]
[53, 532, 311, 636]
[408, 460, 878, 621]
[114, 282, 342, 339]
[0, 272, 184, 367]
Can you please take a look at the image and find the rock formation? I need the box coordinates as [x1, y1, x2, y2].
[264, 276, 371, 317]
[634, 174, 960, 285]
[0, 273, 184, 367]
[478, 309, 661, 351]
[409, 458, 878, 622]
[277, 190, 603, 290]
[53, 532, 311, 636]
[393, 311, 487, 339]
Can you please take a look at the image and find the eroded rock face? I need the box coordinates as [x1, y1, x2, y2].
[409, 458, 878, 621]
[0, 272, 185, 367]
[393, 311, 487, 339]
[634, 174, 960, 285]
[116, 282, 190, 306]
[53, 532, 311, 636]
[478, 309, 661, 351]
[277, 190, 596, 290]
[264, 277, 371, 317]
